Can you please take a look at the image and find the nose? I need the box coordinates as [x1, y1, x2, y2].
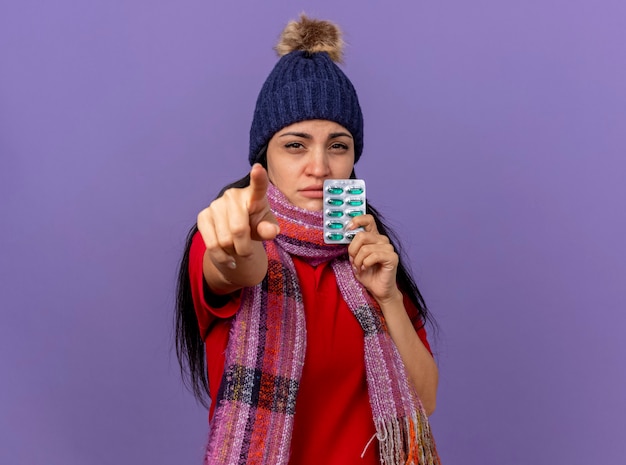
[305, 146, 330, 178]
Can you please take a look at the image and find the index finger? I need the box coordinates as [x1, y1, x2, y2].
[248, 163, 270, 207]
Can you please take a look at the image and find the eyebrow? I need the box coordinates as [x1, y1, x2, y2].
[278, 131, 353, 139]
[330, 132, 353, 139]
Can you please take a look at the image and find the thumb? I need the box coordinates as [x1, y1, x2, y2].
[255, 211, 280, 241]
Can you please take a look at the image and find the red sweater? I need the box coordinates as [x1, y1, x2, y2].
[189, 232, 431, 464]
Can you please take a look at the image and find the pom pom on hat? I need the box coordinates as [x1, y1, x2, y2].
[275, 14, 345, 63]
[249, 14, 364, 165]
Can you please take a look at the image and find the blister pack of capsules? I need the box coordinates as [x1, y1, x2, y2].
[323, 179, 366, 244]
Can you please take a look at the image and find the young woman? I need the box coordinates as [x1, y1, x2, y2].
[176, 15, 441, 465]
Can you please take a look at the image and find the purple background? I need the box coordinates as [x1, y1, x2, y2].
[2, 1, 625, 464]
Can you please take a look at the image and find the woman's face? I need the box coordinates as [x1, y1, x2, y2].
[266, 119, 355, 211]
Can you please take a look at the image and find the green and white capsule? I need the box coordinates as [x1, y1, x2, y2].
[326, 209, 344, 218]
[326, 198, 344, 206]
[346, 186, 364, 195]
[326, 221, 344, 230]
[347, 198, 364, 207]
[326, 233, 344, 241]
[346, 209, 364, 217]
[326, 186, 344, 195]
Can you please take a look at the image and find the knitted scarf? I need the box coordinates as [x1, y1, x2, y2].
[205, 184, 440, 465]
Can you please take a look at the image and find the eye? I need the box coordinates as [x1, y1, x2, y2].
[285, 142, 305, 149]
[329, 142, 349, 151]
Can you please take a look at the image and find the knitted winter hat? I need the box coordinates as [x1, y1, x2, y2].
[248, 14, 364, 165]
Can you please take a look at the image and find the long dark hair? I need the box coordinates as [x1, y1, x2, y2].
[175, 148, 437, 407]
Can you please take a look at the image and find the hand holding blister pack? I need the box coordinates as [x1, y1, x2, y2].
[323, 179, 366, 244]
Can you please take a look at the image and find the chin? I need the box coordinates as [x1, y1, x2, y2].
[296, 199, 323, 212]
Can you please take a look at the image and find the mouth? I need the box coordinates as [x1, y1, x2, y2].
[299, 185, 324, 199]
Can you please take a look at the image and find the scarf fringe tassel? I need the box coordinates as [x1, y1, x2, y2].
[376, 411, 441, 465]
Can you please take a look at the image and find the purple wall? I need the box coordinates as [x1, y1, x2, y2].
[2, 1, 625, 464]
